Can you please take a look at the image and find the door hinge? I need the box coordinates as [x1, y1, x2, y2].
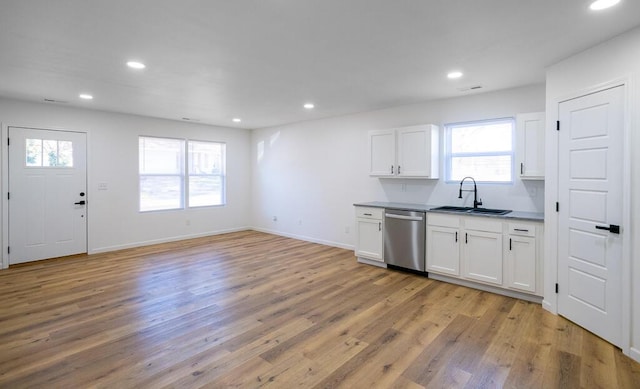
[7, 192, 9, 200]
[7, 246, 10, 254]
[556, 121, 560, 131]
[555, 283, 559, 294]
[556, 202, 559, 212]
[7, 138, 9, 146]
[509, 238, 512, 251]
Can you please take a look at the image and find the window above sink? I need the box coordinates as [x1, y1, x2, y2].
[444, 118, 515, 184]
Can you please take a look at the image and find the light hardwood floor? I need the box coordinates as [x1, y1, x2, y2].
[0, 230, 638, 388]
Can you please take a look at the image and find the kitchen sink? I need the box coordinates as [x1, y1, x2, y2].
[430, 206, 474, 212]
[468, 208, 511, 215]
[430, 206, 511, 216]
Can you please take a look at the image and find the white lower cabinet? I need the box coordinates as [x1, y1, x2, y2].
[355, 207, 384, 263]
[462, 229, 503, 285]
[427, 226, 460, 276]
[506, 236, 536, 292]
[505, 223, 539, 293]
[427, 214, 543, 297]
[426, 214, 460, 276]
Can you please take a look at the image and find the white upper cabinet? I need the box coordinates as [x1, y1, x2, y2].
[369, 124, 439, 178]
[516, 112, 545, 179]
[369, 130, 396, 176]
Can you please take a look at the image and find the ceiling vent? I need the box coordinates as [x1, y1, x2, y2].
[457, 85, 483, 92]
[43, 98, 68, 104]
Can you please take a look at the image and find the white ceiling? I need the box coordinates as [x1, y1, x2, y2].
[1, 1, 639, 129]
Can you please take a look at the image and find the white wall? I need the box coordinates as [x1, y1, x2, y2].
[544, 26, 640, 362]
[0, 98, 252, 258]
[251, 84, 545, 248]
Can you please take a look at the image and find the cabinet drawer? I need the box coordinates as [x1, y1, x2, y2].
[427, 213, 460, 228]
[464, 217, 502, 233]
[509, 223, 536, 237]
[355, 207, 383, 220]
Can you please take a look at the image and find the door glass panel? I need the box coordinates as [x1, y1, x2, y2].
[57, 141, 73, 167]
[43, 140, 58, 166]
[25, 139, 73, 167]
[26, 139, 43, 166]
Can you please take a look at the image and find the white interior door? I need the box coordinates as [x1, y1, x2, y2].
[557, 85, 624, 347]
[8, 127, 87, 264]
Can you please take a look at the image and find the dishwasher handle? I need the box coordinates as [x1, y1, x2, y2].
[385, 213, 424, 221]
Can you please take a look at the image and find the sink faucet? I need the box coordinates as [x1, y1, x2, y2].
[459, 177, 483, 208]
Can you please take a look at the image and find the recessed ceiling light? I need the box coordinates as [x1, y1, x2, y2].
[590, 0, 620, 10]
[232, 118, 242, 123]
[447, 71, 463, 79]
[79, 94, 93, 100]
[303, 103, 315, 109]
[126, 61, 146, 69]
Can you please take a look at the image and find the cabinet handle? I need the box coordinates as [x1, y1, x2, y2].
[391, 165, 394, 174]
[520, 163, 524, 175]
[455, 231, 458, 242]
[378, 222, 381, 231]
[513, 228, 529, 232]
[398, 165, 401, 174]
[364, 213, 372, 216]
[509, 238, 512, 251]
[465, 233, 468, 244]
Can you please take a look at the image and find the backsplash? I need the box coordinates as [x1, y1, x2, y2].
[379, 178, 544, 213]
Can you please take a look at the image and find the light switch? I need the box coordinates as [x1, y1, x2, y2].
[97, 182, 108, 191]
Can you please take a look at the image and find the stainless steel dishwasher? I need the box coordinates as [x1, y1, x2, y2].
[383, 209, 426, 272]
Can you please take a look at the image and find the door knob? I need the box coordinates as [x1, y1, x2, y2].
[74, 200, 86, 205]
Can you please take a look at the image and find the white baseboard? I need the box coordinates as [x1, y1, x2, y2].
[357, 257, 387, 268]
[542, 299, 557, 314]
[88, 227, 251, 254]
[629, 347, 640, 364]
[89, 226, 353, 256]
[250, 227, 354, 251]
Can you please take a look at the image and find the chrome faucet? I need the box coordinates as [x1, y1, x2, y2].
[459, 176, 483, 208]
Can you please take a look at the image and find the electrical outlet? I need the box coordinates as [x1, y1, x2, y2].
[272, 216, 278, 222]
[185, 219, 191, 226]
[298, 219, 303, 225]
[345, 226, 350, 234]
[97, 182, 108, 191]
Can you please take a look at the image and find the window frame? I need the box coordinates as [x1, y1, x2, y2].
[139, 136, 186, 212]
[444, 117, 515, 184]
[138, 136, 227, 213]
[186, 139, 227, 208]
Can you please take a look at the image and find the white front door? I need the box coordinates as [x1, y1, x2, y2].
[8, 127, 87, 264]
[557, 85, 624, 347]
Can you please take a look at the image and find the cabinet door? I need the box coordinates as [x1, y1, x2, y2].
[426, 226, 460, 276]
[463, 230, 503, 285]
[397, 126, 429, 177]
[506, 235, 537, 293]
[516, 112, 545, 179]
[356, 218, 383, 261]
[369, 130, 395, 176]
